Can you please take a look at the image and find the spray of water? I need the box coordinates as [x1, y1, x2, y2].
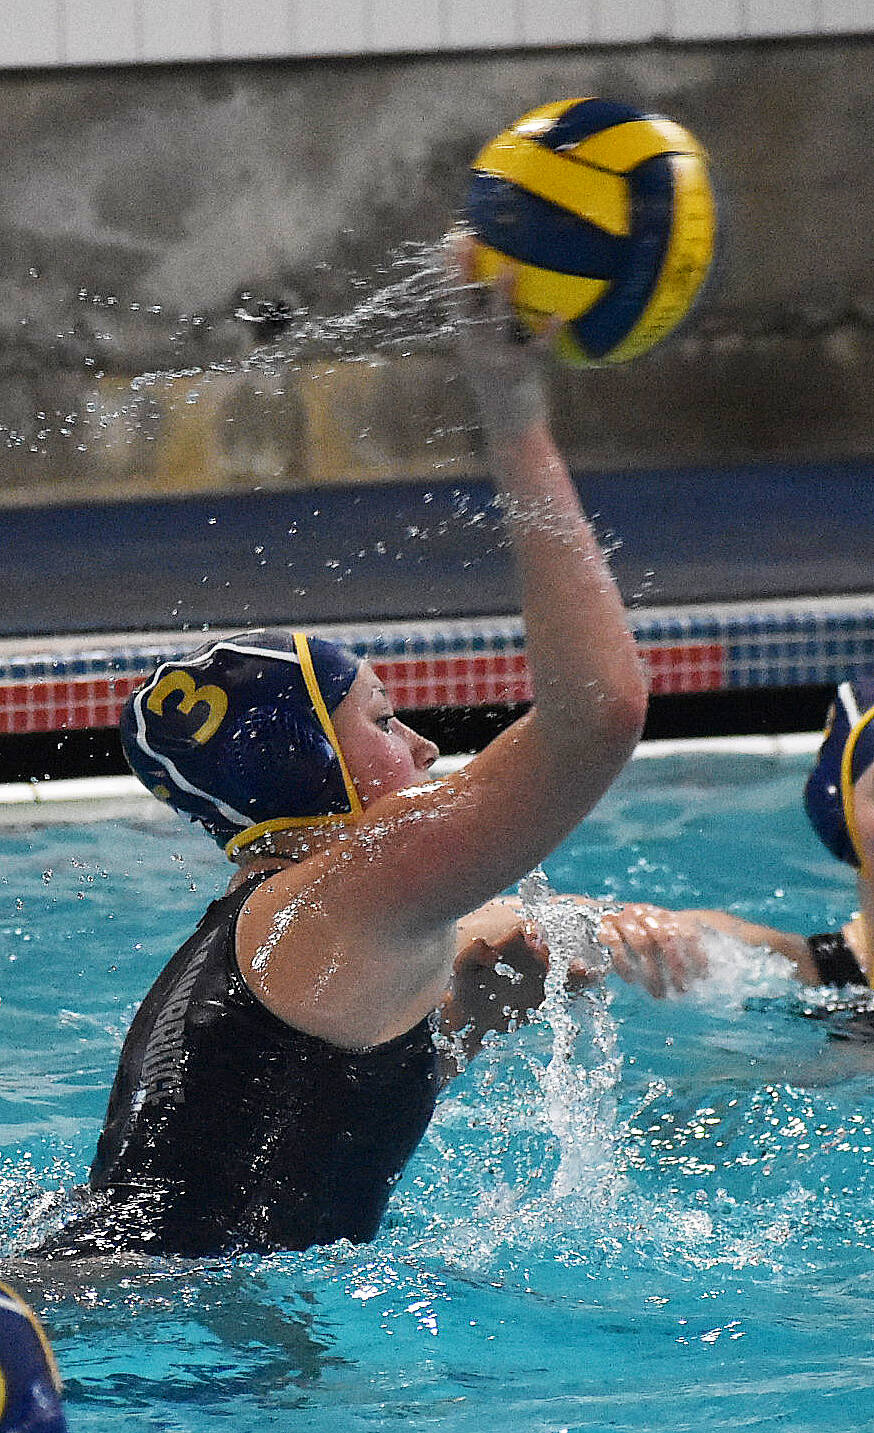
[517, 868, 625, 1207]
[3, 243, 457, 457]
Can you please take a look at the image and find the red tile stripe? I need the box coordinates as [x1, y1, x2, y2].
[0, 675, 142, 735]
[372, 653, 533, 709]
[641, 642, 725, 696]
[0, 642, 725, 736]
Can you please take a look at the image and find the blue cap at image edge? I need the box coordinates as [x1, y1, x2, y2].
[804, 679, 874, 867]
[0, 1285, 67, 1432]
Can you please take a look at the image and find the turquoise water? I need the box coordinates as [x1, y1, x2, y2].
[2, 750, 874, 1431]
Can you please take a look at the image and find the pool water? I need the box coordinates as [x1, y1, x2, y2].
[2, 749, 874, 1432]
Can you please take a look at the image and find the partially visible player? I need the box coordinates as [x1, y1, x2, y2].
[587, 681, 874, 995]
[0, 1284, 67, 1433]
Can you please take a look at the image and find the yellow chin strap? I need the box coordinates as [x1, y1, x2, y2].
[224, 631, 363, 862]
[839, 701, 874, 987]
[840, 702, 874, 875]
[224, 810, 358, 861]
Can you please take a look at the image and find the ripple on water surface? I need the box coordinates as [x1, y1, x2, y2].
[0, 754, 871, 1430]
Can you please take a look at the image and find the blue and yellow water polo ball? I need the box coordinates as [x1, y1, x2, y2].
[465, 97, 716, 366]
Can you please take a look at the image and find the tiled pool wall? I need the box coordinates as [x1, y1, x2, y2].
[2, 595, 872, 739]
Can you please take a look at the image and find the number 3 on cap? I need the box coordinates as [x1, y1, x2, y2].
[146, 671, 228, 744]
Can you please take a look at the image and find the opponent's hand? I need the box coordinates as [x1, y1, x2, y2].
[595, 902, 710, 999]
[443, 228, 553, 444]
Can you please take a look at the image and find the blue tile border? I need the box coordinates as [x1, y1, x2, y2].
[1, 596, 873, 695]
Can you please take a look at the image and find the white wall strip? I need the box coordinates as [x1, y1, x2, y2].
[1, 0, 871, 74]
[0, 734, 822, 824]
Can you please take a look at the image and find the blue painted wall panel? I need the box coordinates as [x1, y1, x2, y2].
[2, 460, 872, 637]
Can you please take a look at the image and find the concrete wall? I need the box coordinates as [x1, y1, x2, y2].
[1, 36, 872, 505]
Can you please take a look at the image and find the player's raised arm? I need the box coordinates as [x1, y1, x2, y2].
[321, 242, 648, 933]
[231, 246, 647, 1047]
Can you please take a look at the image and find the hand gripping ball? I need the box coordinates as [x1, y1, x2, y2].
[465, 97, 716, 366]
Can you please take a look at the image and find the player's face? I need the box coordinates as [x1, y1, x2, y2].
[331, 663, 438, 806]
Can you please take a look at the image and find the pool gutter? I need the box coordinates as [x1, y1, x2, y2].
[0, 736, 822, 825]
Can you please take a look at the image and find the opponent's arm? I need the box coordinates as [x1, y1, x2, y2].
[592, 901, 817, 988]
[437, 899, 553, 1076]
[437, 894, 707, 1080]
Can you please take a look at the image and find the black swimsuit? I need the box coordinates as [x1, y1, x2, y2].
[40, 873, 438, 1259]
[804, 931, 874, 1042]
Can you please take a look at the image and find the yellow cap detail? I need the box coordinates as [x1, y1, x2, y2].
[145, 670, 228, 745]
[840, 702, 874, 877]
[224, 810, 359, 861]
[293, 631, 363, 818]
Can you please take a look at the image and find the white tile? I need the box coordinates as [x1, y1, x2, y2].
[63, 0, 139, 63]
[217, 0, 292, 57]
[0, 0, 63, 66]
[669, 0, 743, 39]
[443, 0, 522, 49]
[293, 0, 370, 54]
[370, 0, 441, 51]
[140, 0, 216, 60]
[593, 0, 665, 42]
[821, 0, 874, 31]
[744, 0, 819, 35]
[520, 0, 595, 45]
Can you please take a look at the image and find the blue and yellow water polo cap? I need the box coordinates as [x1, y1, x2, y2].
[120, 630, 363, 857]
[0, 1282, 67, 1431]
[804, 679, 874, 869]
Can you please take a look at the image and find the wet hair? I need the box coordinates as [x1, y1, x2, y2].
[804, 679, 874, 868]
[120, 629, 362, 857]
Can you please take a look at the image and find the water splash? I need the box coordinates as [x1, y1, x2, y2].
[518, 868, 623, 1207]
[115, 244, 451, 397]
[687, 927, 798, 1008]
[2, 241, 464, 475]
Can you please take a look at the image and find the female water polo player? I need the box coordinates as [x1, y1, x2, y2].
[584, 680, 874, 999]
[34, 240, 663, 1260]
